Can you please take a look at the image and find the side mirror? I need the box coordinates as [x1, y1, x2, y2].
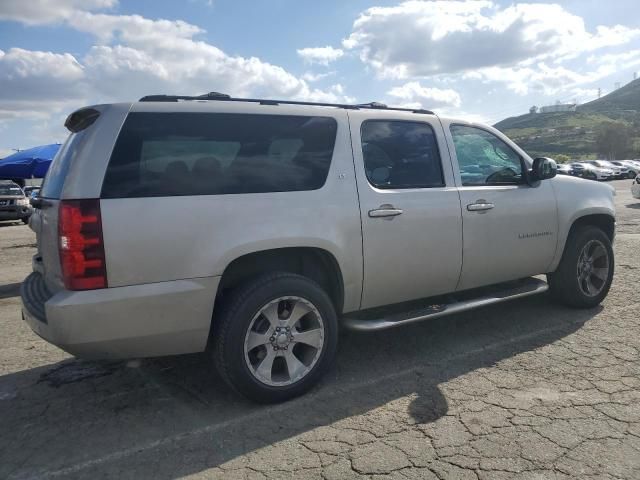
[530, 157, 557, 182]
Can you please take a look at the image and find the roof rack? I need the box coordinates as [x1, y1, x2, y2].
[138, 92, 434, 115]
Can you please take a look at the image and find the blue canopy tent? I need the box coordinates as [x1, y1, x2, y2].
[0, 143, 61, 179]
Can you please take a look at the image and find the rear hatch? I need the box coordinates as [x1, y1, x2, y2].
[31, 104, 129, 294]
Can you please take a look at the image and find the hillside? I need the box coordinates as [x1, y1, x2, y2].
[495, 78, 640, 159]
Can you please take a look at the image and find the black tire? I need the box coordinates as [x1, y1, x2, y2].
[212, 272, 338, 403]
[21, 217, 30, 224]
[547, 226, 614, 308]
[629, 171, 637, 179]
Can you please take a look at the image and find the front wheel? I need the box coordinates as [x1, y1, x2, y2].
[548, 226, 614, 308]
[212, 273, 338, 403]
[629, 171, 637, 179]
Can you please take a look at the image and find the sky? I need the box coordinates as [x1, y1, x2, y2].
[1, 0, 640, 157]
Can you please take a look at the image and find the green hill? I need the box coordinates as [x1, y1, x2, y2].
[494, 78, 640, 159]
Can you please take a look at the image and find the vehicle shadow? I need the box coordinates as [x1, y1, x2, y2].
[0, 221, 22, 228]
[0, 296, 600, 479]
[625, 203, 640, 209]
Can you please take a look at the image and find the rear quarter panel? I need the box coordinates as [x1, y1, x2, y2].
[100, 103, 363, 313]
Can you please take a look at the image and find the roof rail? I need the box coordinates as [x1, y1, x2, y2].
[138, 92, 434, 115]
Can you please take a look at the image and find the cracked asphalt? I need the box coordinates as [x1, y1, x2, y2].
[1, 179, 639, 480]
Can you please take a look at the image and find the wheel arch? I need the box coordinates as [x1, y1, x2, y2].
[568, 213, 615, 241]
[549, 211, 615, 272]
[214, 246, 345, 318]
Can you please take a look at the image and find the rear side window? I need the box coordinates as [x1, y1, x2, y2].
[361, 120, 444, 189]
[40, 133, 80, 199]
[101, 113, 338, 198]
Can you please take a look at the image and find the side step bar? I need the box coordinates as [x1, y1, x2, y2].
[342, 277, 549, 332]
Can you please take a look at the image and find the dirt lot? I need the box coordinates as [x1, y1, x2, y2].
[1, 179, 639, 480]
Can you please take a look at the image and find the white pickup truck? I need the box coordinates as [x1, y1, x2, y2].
[22, 94, 615, 402]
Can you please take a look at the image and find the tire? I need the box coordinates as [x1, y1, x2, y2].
[548, 226, 614, 308]
[213, 272, 338, 403]
[629, 171, 637, 179]
[21, 217, 29, 224]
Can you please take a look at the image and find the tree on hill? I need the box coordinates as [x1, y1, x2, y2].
[595, 123, 632, 160]
[555, 154, 571, 163]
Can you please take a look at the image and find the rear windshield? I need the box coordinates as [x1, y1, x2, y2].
[40, 132, 80, 199]
[101, 112, 338, 198]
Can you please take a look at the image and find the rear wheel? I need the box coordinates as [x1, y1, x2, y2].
[548, 226, 614, 308]
[213, 272, 338, 403]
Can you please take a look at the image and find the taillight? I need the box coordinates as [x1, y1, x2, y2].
[58, 199, 107, 290]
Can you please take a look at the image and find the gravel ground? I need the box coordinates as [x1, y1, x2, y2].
[0, 179, 638, 480]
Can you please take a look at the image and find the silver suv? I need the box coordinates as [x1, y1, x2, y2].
[22, 94, 616, 402]
[0, 181, 32, 223]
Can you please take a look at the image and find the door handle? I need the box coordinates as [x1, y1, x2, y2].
[467, 201, 495, 212]
[368, 205, 404, 218]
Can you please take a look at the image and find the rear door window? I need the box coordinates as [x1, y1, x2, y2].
[101, 113, 338, 198]
[360, 120, 444, 189]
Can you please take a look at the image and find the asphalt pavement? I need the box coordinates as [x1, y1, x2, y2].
[0, 179, 638, 479]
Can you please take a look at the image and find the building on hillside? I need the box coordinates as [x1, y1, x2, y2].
[529, 106, 538, 114]
[539, 103, 577, 113]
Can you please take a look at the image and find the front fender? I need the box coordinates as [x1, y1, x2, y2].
[547, 176, 615, 272]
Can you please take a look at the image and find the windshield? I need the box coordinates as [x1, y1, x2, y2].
[0, 185, 23, 195]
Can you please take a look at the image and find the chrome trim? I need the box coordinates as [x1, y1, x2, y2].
[368, 206, 404, 218]
[467, 202, 495, 212]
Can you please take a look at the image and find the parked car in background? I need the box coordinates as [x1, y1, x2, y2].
[23, 186, 41, 198]
[0, 180, 32, 224]
[22, 94, 616, 403]
[570, 162, 611, 181]
[611, 161, 638, 178]
[584, 160, 626, 179]
[632, 175, 640, 199]
[556, 164, 577, 176]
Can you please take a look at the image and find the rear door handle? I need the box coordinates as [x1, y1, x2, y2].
[467, 201, 495, 212]
[368, 205, 403, 218]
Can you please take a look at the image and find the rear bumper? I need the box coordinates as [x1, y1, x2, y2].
[21, 272, 219, 359]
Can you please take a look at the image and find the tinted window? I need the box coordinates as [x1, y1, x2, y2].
[361, 120, 444, 189]
[101, 113, 337, 198]
[450, 125, 524, 186]
[40, 133, 80, 199]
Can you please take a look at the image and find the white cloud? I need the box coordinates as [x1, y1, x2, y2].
[466, 51, 640, 96]
[297, 46, 344, 66]
[343, 1, 640, 79]
[0, 13, 354, 127]
[0, 0, 116, 25]
[0, 48, 85, 103]
[302, 71, 336, 82]
[387, 81, 461, 108]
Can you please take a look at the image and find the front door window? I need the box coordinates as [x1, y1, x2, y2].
[450, 125, 524, 186]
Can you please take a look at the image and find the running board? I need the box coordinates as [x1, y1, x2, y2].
[342, 277, 549, 332]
